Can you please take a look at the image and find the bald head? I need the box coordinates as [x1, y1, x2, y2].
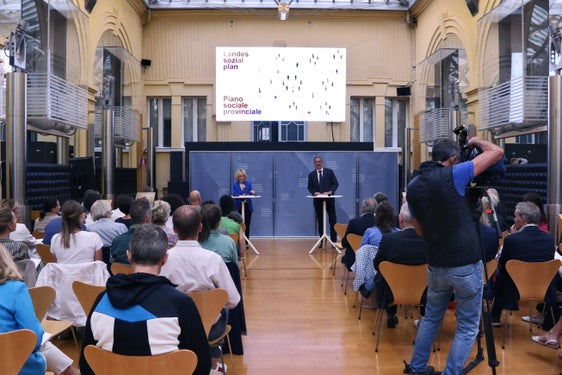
[172, 205, 202, 240]
[189, 190, 201, 207]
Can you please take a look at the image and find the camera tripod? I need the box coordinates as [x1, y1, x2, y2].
[463, 187, 500, 374]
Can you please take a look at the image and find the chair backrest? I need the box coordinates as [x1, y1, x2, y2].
[484, 259, 497, 283]
[187, 288, 228, 336]
[36, 243, 55, 264]
[346, 233, 363, 252]
[505, 259, 562, 302]
[110, 263, 133, 275]
[229, 233, 239, 243]
[72, 280, 107, 317]
[379, 261, 428, 306]
[32, 231, 45, 239]
[84, 345, 198, 375]
[334, 223, 347, 240]
[0, 329, 38, 375]
[28, 285, 56, 321]
[35, 261, 110, 326]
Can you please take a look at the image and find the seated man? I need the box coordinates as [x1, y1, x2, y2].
[373, 203, 427, 329]
[160, 205, 240, 375]
[491, 201, 556, 326]
[341, 197, 376, 270]
[79, 224, 211, 375]
[110, 198, 152, 264]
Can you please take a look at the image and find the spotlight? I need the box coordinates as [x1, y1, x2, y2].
[278, 2, 290, 21]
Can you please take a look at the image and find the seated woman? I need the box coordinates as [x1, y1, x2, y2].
[0, 245, 79, 375]
[51, 200, 103, 264]
[352, 202, 399, 296]
[199, 204, 238, 263]
[152, 200, 178, 247]
[87, 200, 128, 264]
[1, 199, 36, 252]
[33, 198, 60, 233]
[0, 207, 29, 262]
[219, 195, 246, 254]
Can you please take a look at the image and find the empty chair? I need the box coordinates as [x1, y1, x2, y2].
[331, 223, 348, 276]
[188, 288, 236, 375]
[373, 261, 428, 352]
[83, 345, 198, 375]
[0, 329, 39, 375]
[502, 259, 561, 349]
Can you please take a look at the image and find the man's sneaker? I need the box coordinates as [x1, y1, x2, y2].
[413, 319, 421, 329]
[522, 313, 543, 324]
[210, 363, 227, 375]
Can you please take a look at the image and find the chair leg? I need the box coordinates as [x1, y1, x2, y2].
[343, 272, 350, 295]
[502, 311, 508, 349]
[357, 296, 364, 320]
[225, 335, 236, 375]
[241, 257, 247, 278]
[331, 253, 338, 276]
[373, 308, 385, 352]
[70, 326, 80, 352]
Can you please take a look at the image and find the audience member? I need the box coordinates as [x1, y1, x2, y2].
[33, 198, 60, 233]
[373, 203, 427, 329]
[484, 188, 507, 232]
[43, 215, 86, 246]
[373, 192, 389, 204]
[152, 200, 178, 247]
[531, 314, 562, 354]
[189, 190, 202, 207]
[79, 224, 211, 375]
[162, 194, 187, 228]
[82, 189, 102, 227]
[160, 205, 240, 374]
[0, 246, 80, 375]
[352, 202, 399, 296]
[51, 200, 103, 264]
[522, 192, 548, 232]
[110, 198, 152, 264]
[490, 201, 555, 326]
[199, 204, 238, 263]
[219, 195, 245, 252]
[0, 207, 29, 261]
[340, 197, 377, 270]
[113, 194, 134, 228]
[87, 200, 128, 264]
[0, 199, 36, 251]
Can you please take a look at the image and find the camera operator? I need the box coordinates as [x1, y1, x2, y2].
[405, 137, 504, 375]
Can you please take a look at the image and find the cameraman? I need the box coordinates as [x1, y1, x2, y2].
[406, 137, 504, 375]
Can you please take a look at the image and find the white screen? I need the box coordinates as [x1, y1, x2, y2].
[216, 47, 346, 122]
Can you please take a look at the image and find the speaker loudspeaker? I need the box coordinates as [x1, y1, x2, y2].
[397, 87, 411, 96]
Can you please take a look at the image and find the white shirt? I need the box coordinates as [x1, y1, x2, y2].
[10, 223, 36, 249]
[50, 231, 103, 264]
[160, 240, 240, 309]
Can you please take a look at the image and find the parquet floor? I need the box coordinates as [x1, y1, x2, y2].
[55, 238, 562, 374]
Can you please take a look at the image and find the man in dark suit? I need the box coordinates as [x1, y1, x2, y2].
[490, 201, 555, 325]
[373, 202, 427, 328]
[341, 197, 377, 270]
[308, 155, 339, 243]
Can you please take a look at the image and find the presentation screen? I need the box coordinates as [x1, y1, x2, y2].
[216, 47, 346, 122]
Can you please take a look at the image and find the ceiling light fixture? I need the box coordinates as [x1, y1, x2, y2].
[274, 0, 293, 21]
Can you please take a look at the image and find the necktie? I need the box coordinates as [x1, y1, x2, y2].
[318, 170, 323, 183]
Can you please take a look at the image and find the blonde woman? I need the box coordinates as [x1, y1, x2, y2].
[232, 168, 255, 239]
[152, 200, 178, 247]
[0, 246, 79, 375]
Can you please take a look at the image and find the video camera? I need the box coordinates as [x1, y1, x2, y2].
[453, 124, 506, 185]
[453, 125, 480, 162]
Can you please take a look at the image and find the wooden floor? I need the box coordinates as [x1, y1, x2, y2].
[55, 239, 562, 374]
